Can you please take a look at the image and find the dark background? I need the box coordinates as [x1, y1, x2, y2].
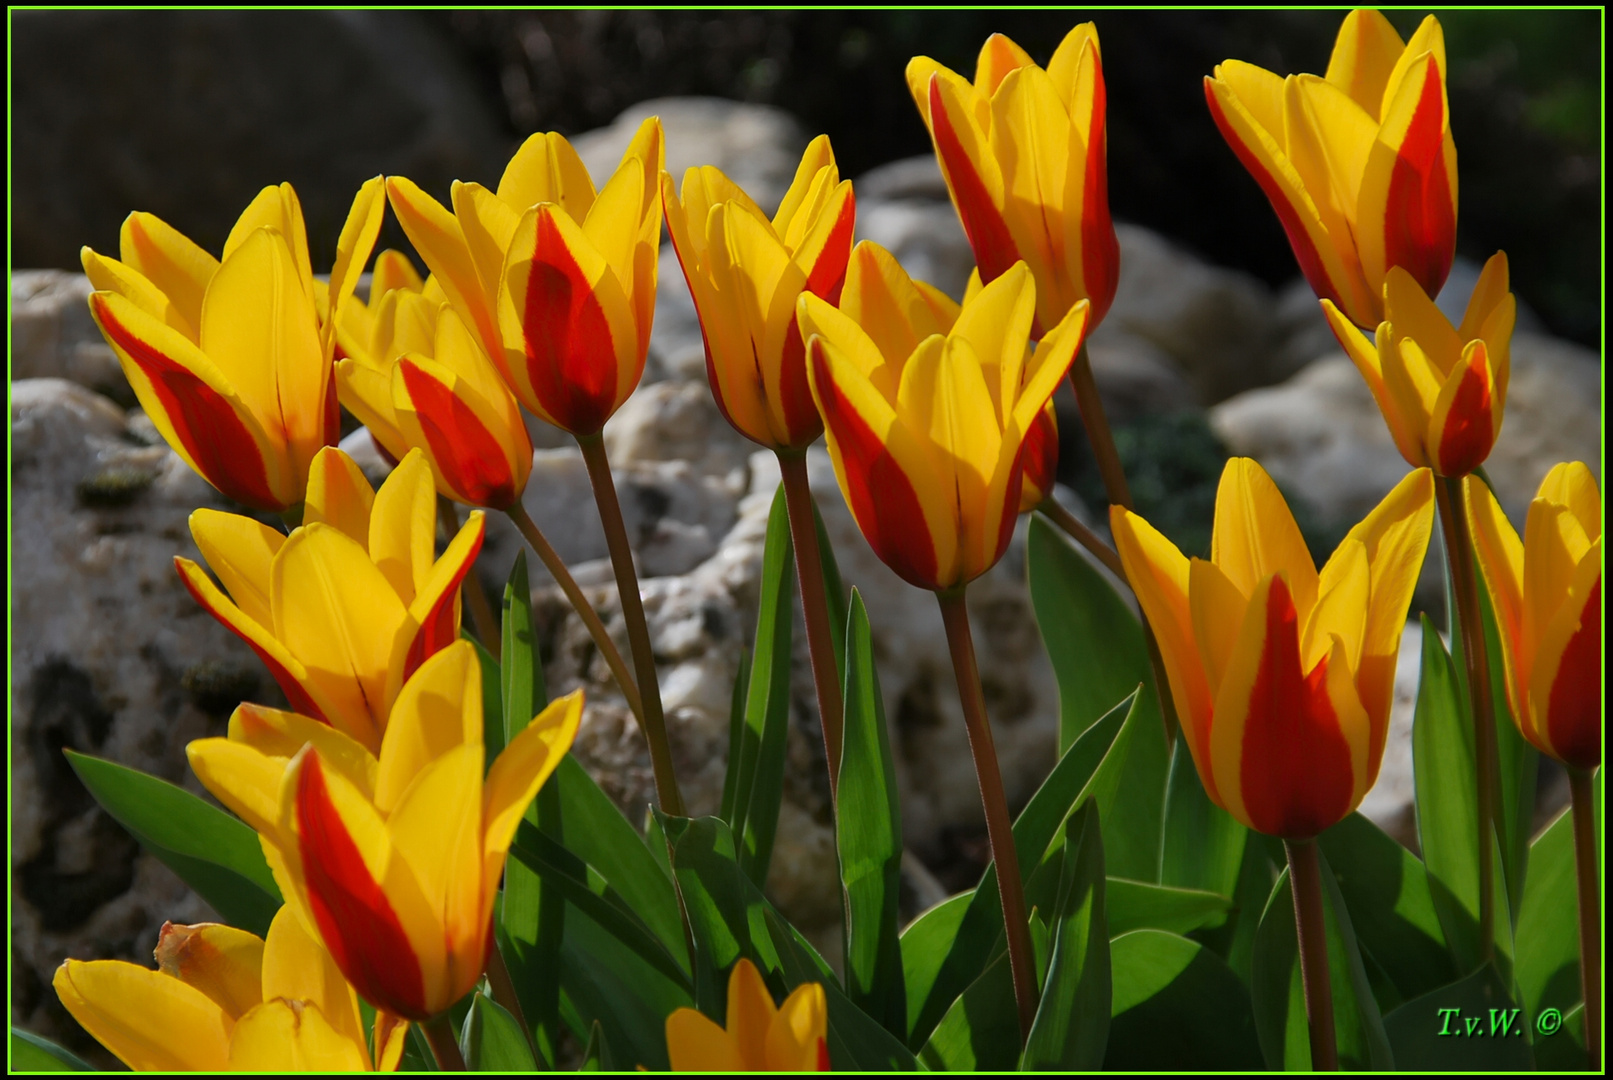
[12, 9, 1601, 344]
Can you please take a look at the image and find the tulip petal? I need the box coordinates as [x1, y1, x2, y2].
[1061, 35, 1120, 328]
[1211, 458, 1319, 616]
[948, 263, 1036, 426]
[224, 184, 313, 291]
[497, 130, 597, 221]
[118, 211, 220, 337]
[1189, 557, 1247, 692]
[929, 73, 1021, 287]
[327, 177, 387, 361]
[1427, 339, 1497, 476]
[1464, 475, 1526, 714]
[989, 65, 1071, 318]
[666, 1008, 743, 1072]
[187, 738, 286, 836]
[482, 691, 583, 900]
[375, 641, 482, 812]
[1323, 300, 1427, 467]
[154, 921, 264, 1020]
[1323, 8, 1405, 115]
[368, 449, 437, 607]
[81, 247, 191, 338]
[54, 960, 232, 1072]
[1535, 561, 1602, 771]
[387, 176, 504, 364]
[1306, 537, 1370, 672]
[303, 447, 376, 547]
[373, 249, 425, 298]
[229, 703, 380, 798]
[1017, 401, 1058, 512]
[839, 241, 957, 379]
[262, 875, 364, 1061]
[397, 510, 485, 698]
[189, 508, 285, 631]
[728, 957, 776, 1067]
[396, 354, 528, 509]
[769, 982, 830, 1071]
[228, 999, 370, 1072]
[451, 181, 523, 332]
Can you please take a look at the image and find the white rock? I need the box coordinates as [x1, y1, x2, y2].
[10, 272, 126, 403]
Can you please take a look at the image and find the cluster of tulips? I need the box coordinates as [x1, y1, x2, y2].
[28, 10, 1599, 1073]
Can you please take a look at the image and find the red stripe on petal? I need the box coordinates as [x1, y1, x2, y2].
[816, 1037, 830, 1072]
[1238, 577, 1356, 838]
[1433, 343, 1495, 477]
[401, 525, 485, 683]
[1383, 62, 1456, 301]
[1546, 577, 1602, 771]
[175, 556, 328, 722]
[801, 192, 856, 305]
[776, 317, 825, 449]
[1017, 406, 1058, 512]
[518, 214, 619, 435]
[399, 361, 518, 510]
[1080, 58, 1120, 328]
[930, 78, 1021, 287]
[94, 297, 282, 511]
[323, 369, 342, 446]
[296, 754, 429, 1019]
[812, 342, 939, 589]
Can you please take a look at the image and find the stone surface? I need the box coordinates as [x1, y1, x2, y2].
[9, 379, 278, 1053]
[10, 272, 128, 405]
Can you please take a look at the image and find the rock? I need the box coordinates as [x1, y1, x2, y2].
[13, 11, 506, 270]
[649, 246, 710, 383]
[10, 272, 127, 405]
[1479, 333, 1603, 524]
[9, 379, 280, 1056]
[604, 379, 754, 483]
[1083, 333, 1198, 423]
[573, 97, 808, 215]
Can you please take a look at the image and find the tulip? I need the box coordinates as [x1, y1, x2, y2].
[907, 25, 1119, 334]
[665, 958, 828, 1072]
[797, 247, 1090, 591]
[82, 180, 385, 513]
[387, 118, 664, 436]
[188, 642, 583, 1021]
[1466, 464, 1602, 771]
[54, 907, 406, 1071]
[661, 134, 856, 451]
[175, 447, 484, 752]
[332, 249, 432, 368]
[1113, 459, 1434, 838]
[1324, 252, 1514, 478]
[1207, 10, 1457, 329]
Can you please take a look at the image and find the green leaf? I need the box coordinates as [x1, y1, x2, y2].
[809, 484, 851, 687]
[1105, 878, 1232, 939]
[64, 751, 280, 936]
[1105, 930, 1263, 1070]
[1251, 851, 1395, 1069]
[836, 590, 905, 1038]
[1159, 735, 1247, 900]
[1515, 808, 1579, 1027]
[905, 689, 1136, 1047]
[1532, 1002, 1589, 1070]
[917, 949, 1020, 1071]
[728, 485, 794, 885]
[9, 1029, 96, 1071]
[1022, 802, 1110, 1070]
[578, 1021, 606, 1071]
[718, 648, 751, 823]
[466, 633, 504, 763]
[500, 549, 548, 744]
[1027, 516, 1168, 881]
[1382, 963, 1534, 1069]
[1317, 812, 1455, 1002]
[898, 892, 970, 1036]
[458, 993, 537, 1071]
[557, 900, 692, 1072]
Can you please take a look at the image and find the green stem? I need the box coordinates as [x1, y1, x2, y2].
[937, 588, 1039, 1042]
[438, 497, 501, 656]
[1569, 768, 1602, 1070]
[1285, 837, 1338, 1071]
[777, 451, 844, 800]
[504, 503, 645, 729]
[484, 921, 543, 1068]
[575, 433, 686, 818]
[420, 1013, 466, 1071]
[1435, 475, 1500, 964]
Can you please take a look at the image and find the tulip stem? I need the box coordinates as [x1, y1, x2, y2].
[439, 497, 501, 656]
[777, 451, 845, 800]
[1569, 767, 1602, 1070]
[504, 503, 645, 731]
[1038, 497, 1125, 579]
[936, 588, 1039, 1042]
[421, 1013, 467, 1071]
[1285, 837, 1338, 1071]
[484, 925, 543, 1067]
[1435, 475, 1500, 964]
[576, 432, 686, 818]
[1067, 343, 1133, 511]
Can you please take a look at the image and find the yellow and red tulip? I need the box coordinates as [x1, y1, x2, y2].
[332, 249, 436, 373]
[796, 246, 1090, 591]
[1323, 252, 1514, 477]
[661, 134, 856, 450]
[907, 25, 1119, 334]
[665, 958, 828, 1072]
[81, 180, 385, 513]
[387, 118, 665, 436]
[1206, 10, 1457, 329]
[174, 447, 484, 752]
[1112, 459, 1434, 838]
[962, 269, 1060, 512]
[54, 907, 407, 1071]
[1466, 464, 1602, 771]
[188, 642, 583, 1021]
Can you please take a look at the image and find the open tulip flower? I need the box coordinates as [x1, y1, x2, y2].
[665, 958, 828, 1072]
[1466, 464, 1602, 771]
[175, 447, 484, 752]
[81, 179, 385, 513]
[332, 248, 434, 372]
[54, 907, 406, 1071]
[188, 642, 583, 1021]
[1324, 252, 1514, 478]
[908, 25, 1119, 334]
[661, 134, 856, 450]
[797, 246, 1090, 591]
[388, 117, 664, 436]
[1207, 10, 1457, 329]
[1113, 459, 1434, 838]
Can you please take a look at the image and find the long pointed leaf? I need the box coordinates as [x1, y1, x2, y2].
[1022, 802, 1110, 1069]
[1105, 930, 1263, 1069]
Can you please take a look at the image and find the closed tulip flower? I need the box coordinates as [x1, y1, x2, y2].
[1466, 464, 1602, 771]
[188, 642, 583, 1021]
[908, 25, 1119, 334]
[332, 249, 433, 371]
[662, 134, 856, 450]
[82, 180, 385, 513]
[1324, 252, 1514, 478]
[175, 447, 484, 752]
[797, 247, 1090, 591]
[54, 908, 406, 1072]
[1113, 459, 1435, 838]
[1207, 10, 1457, 329]
[665, 959, 828, 1072]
